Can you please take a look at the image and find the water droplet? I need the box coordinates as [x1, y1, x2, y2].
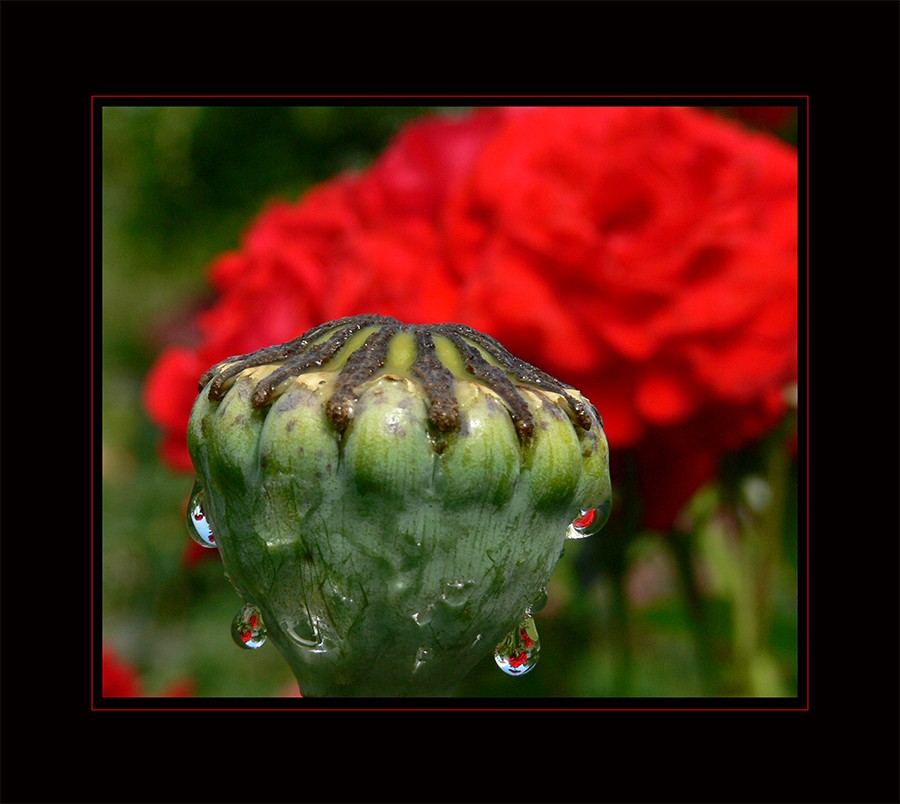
[566, 498, 611, 539]
[413, 646, 433, 672]
[494, 613, 540, 676]
[186, 480, 217, 548]
[232, 604, 267, 649]
[412, 604, 435, 626]
[441, 578, 475, 607]
[282, 616, 329, 652]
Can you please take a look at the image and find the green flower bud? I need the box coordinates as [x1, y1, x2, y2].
[187, 315, 611, 697]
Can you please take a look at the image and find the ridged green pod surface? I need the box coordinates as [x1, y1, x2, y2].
[187, 315, 611, 696]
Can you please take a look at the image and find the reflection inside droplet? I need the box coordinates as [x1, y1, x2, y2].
[232, 603, 267, 649]
[566, 497, 611, 539]
[186, 479, 217, 548]
[494, 613, 540, 676]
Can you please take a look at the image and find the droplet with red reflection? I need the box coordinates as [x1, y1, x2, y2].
[566, 497, 611, 540]
[494, 613, 540, 676]
[186, 480, 217, 548]
[232, 604, 267, 650]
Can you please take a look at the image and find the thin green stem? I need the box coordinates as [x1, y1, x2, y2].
[669, 527, 718, 695]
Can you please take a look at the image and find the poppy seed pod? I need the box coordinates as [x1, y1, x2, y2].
[187, 314, 611, 696]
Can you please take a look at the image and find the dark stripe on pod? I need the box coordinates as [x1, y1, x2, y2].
[325, 325, 399, 431]
[441, 330, 535, 441]
[411, 329, 460, 432]
[250, 320, 372, 407]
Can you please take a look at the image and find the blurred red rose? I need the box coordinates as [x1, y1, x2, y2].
[102, 644, 195, 697]
[446, 106, 797, 528]
[145, 105, 798, 534]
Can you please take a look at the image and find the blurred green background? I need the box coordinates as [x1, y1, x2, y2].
[100, 104, 799, 700]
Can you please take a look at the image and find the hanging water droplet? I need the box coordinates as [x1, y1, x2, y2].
[494, 613, 540, 676]
[232, 604, 267, 649]
[412, 604, 435, 626]
[186, 480, 217, 548]
[565, 497, 611, 539]
[413, 646, 433, 672]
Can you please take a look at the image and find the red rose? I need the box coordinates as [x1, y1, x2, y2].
[145, 106, 798, 534]
[445, 106, 797, 528]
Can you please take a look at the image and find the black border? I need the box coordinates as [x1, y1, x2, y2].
[3, 1, 898, 802]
